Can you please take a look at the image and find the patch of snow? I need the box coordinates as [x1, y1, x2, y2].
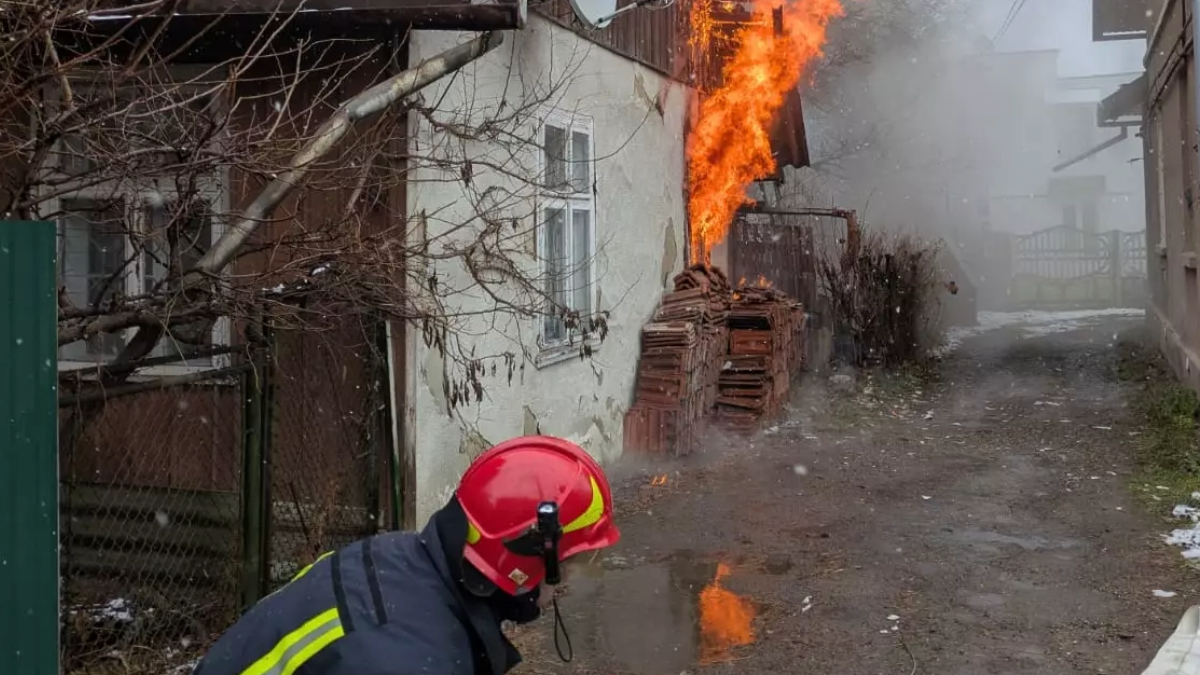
[935, 308, 1145, 356]
[1154, 589, 1179, 598]
[1164, 502, 1200, 558]
[68, 597, 136, 624]
[1174, 504, 1199, 520]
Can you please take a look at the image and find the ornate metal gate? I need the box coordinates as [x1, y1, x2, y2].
[1012, 226, 1146, 309]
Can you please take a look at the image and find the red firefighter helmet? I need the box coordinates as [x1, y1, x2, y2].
[456, 435, 620, 595]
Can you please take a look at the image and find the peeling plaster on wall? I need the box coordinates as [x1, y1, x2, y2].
[634, 71, 658, 116]
[662, 219, 678, 288]
[522, 405, 540, 436]
[572, 415, 611, 445]
[422, 347, 448, 414]
[459, 427, 491, 459]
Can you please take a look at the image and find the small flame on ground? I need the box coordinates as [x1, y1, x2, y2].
[738, 274, 773, 288]
[686, 0, 844, 261]
[650, 474, 669, 486]
[698, 562, 756, 663]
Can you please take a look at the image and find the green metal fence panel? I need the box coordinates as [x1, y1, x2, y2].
[0, 222, 60, 675]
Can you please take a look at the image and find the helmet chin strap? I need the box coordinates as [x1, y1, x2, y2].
[536, 502, 573, 663]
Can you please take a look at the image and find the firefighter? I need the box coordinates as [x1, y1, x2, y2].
[191, 435, 620, 675]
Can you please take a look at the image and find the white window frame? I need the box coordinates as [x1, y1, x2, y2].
[42, 66, 233, 377]
[534, 110, 599, 368]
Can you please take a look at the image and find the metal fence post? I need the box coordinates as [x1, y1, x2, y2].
[0, 222, 60, 675]
[259, 323, 276, 588]
[239, 325, 275, 610]
[364, 315, 384, 532]
[1108, 229, 1123, 307]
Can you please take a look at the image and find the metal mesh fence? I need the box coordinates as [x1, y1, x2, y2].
[57, 314, 394, 674]
[267, 313, 388, 587]
[59, 367, 246, 675]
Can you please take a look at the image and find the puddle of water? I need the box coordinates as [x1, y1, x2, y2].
[550, 552, 759, 673]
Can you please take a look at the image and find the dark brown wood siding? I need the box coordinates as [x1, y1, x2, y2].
[535, 0, 687, 78]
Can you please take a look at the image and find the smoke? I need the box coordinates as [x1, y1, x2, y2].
[766, 0, 1141, 312]
[751, 0, 1154, 354]
[787, 0, 999, 242]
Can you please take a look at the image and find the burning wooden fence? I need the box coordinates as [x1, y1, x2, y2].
[623, 266, 807, 455]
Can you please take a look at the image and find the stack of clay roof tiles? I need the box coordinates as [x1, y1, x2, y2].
[714, 284, 807, 430]
[622, 265, 731, 456]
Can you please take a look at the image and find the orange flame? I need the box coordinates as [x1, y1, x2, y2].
[650, 474, 669, 486]
[698, 562, 756, 663]
[687, 0, 844, 262]
[736, 275, 773, 288]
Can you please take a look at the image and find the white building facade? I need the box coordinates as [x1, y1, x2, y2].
[404, 17, 690, 523]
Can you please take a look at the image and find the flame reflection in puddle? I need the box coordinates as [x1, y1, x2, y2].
[698, 562, 757, 663]
[549, 553, 758, 673]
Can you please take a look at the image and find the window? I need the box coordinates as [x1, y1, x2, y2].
[45, 71, 230, 373]
[537, 114, 596, 347]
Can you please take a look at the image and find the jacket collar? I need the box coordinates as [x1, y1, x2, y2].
[419, 504, 523, 675]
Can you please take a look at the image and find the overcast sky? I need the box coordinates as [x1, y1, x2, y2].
[976, 0, 1146, 76]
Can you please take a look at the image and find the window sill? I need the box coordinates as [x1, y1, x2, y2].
[534, 336, 603, 370]
[1183, 252, 1198, 271]
[1158, 244, 1168, 258]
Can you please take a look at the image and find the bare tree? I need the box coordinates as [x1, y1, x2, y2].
[2, 1, 607, 405]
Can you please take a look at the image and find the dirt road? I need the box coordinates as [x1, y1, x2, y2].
[516, 312, 1198, 675]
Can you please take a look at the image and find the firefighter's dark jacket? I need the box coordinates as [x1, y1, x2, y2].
[192, 511, 522, 675]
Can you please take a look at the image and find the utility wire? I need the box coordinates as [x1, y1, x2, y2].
[992, 0, 1028, 45]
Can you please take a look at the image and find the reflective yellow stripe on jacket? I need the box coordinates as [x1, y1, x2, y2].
[288, 551, 334, 586]
[240, 607, 345, 675]
[265, 551, 334, 601]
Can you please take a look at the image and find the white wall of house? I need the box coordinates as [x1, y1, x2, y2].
[405, 17, 689, 524]
[978, 56, 1146, 236]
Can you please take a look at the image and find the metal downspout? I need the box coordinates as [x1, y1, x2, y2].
[1193, 0, 1200, 183]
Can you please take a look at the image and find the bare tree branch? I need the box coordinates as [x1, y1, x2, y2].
[192, 31, 506, 279]
[2, 2, 610, 406]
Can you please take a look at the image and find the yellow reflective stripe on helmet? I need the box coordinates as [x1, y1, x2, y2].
[562, 476, 605, 534]
[239, 607, 344, 675]
[465, 475, 605, 542]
